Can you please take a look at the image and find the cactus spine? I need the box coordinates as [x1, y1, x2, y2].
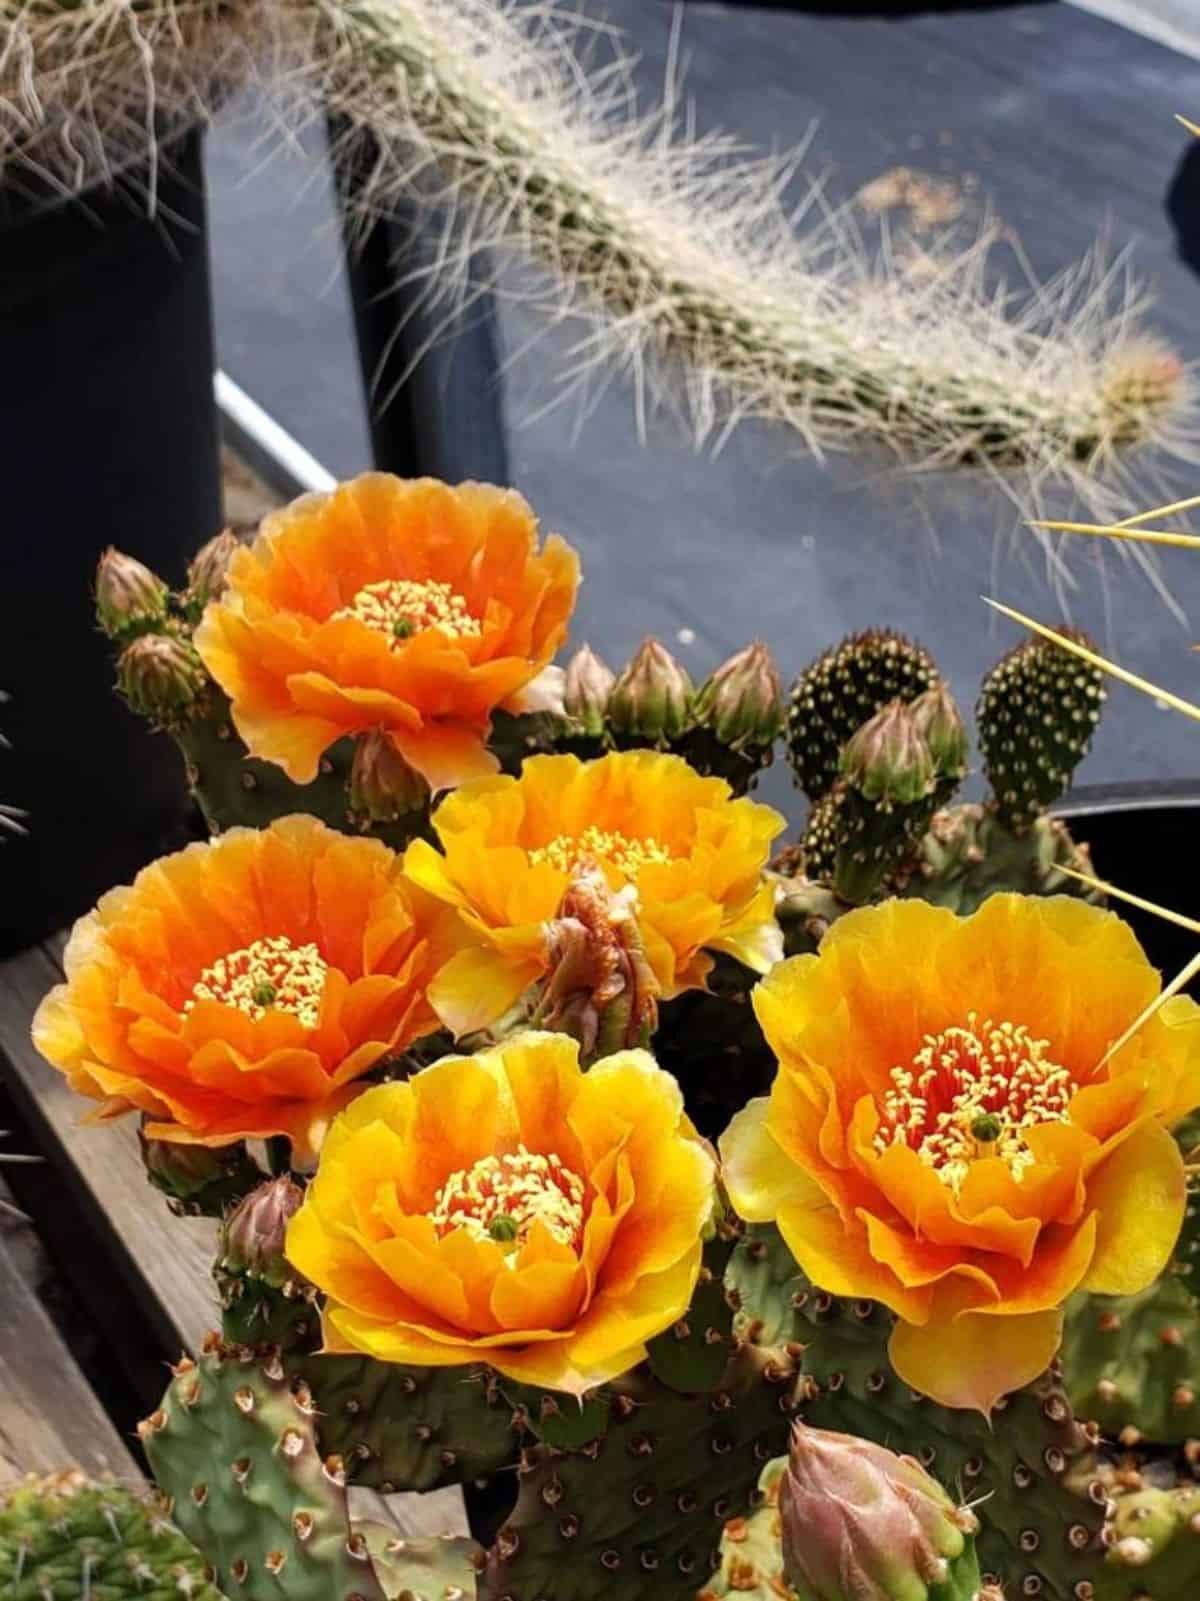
[0, 1471, 222, 1601]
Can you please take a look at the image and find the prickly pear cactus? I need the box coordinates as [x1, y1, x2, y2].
[786, 629, 940, 801]
[141, 1340, 388, 1601]
[301, 1356, 519, 1494]
[478, 1341, 800, 1601]
[0, 1471, 222, 1601]
[1098, 1481, 1200, 1600]
[977, 628, 1105, 830]
[1061, 1275, 1200, 1446]
[699, 1458, 793, 1601]
[896, 804, 1102, 917]
[358, 1522, 483, 1601]
[753, 1232, 1106, 1601]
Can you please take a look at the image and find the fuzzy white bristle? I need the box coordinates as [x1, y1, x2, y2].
[2, 0, 1194, 523]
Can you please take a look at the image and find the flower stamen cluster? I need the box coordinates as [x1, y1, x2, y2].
[429, 1143, 585, 1254]
[876, 1012, 1073, 1193]
[332, 578, 481, 642]
[530, 825, 672, 880]
[187, 936, 329, 1029]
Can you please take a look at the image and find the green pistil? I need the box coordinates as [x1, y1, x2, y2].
[970, 1113, 1003, 1143]
[488, 1215, 520, 1243]
[252, 983, 278, 1008]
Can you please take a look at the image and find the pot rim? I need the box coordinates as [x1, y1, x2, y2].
[1056, 778, 1200, 818]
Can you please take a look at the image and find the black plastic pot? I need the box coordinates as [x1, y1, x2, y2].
[1059, 783, 1200, 981]
[0, 129, 222, 956]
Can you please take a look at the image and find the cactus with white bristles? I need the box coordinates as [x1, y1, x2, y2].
[2, 0, 1190, 509]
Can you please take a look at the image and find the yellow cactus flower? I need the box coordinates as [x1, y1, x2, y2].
[285, 1032, 716, 1393]
[403, 750, 786, 1036]
[721, 894, 1200, 1413]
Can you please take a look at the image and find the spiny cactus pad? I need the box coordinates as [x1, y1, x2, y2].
[699, 1457, 792, 1600]
[1062, 1276, 1200, 1446]
[141, 1342, 388, 1601]
[786, 630, 940, 802]
[301, 1356, 519, 1494]
[358, 1523, 484, 1601]
[977, 629, 1105, 829]
[896, 803, 1101, 917]
[479, 1342, 800, 1601]
[1098, 1482, 1200, 1600]
[788, 1266, 1104, 1600]
[0, 1471, 221, 1601]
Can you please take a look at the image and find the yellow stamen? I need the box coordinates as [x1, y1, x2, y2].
[332, 578, 481, 641]
[530, 825, 673, 880]
[187, 935, 328, 1029]
[875, 1013, 1073, 1194]
[429, 1145, 585, 1253]
[983, 600, 1200, 725]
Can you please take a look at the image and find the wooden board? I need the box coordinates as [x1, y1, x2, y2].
[0, 940, 218, 1355]
[0, 934, 470, 1533]
[0, 1231, 137, 1487]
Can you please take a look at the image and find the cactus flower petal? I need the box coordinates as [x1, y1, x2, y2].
[722, 892, 1200, 1412]
[31, 817, 468, 1157]
[405, 750, 784, 1033]
[194, 474, 579, 792]
[286, 1033, 715, 1394]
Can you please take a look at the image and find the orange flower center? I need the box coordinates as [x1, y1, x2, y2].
[186, 935, 328, 1029]
[529, 825, 673, 880]
[429, 1144, 586, 1254]
[875, 1012, 1073, 1193]
[331, 578, 481, 641]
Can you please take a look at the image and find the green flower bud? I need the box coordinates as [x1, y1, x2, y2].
[781, 1424, 983, 1601]
[138, 1124, 261, 1217]
[910, 683, 968, 781]
[185, 528, 243, 613]
[348, 728, 431, 824]
[95, 547, 169, 641]
[608, 637, 693, 743]
[692, 641, 784, 752]
[218, 1176, 307, 1290]
[563, 644, 616, 737]
[117, 633, 205, 727]
[840, 699, 935, 808]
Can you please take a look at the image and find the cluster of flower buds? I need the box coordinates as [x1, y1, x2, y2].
[561, 636, 785, 791]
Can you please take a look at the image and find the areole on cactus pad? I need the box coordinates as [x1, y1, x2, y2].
[30, 467, 1200, 1601]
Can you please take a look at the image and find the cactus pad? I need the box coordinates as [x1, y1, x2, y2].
[785, 630, 939, 802]
[479, 1342, 800, 1601]
[0, 1471, 221, 1601]
[699, 1457, 793, 1600]
[896, 803, 1101, 917]
[1061, 1277, 1200, 1446]
[358, 1522, 484, 1601]
[977, 629, 1105, 829]
[793, 1286, 1104, 1600]
[302, 1356, 519, 1494]
[1098, 1481, 1200, 1600]
[141, 1341, 388, 1601]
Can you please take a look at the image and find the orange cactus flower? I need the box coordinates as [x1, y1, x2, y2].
[31, 816, 465, 1158]
[721, 894, 1200, 1412]
[285, 1031, 716, 1393]
[403, 750, 786, 1036]
[193, 475, 580, 793]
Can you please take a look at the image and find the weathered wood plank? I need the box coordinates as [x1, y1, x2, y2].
[0, 1231, 138, 1487]
[1, 936, 470, 1536]
[0, 941, 218, 1354]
